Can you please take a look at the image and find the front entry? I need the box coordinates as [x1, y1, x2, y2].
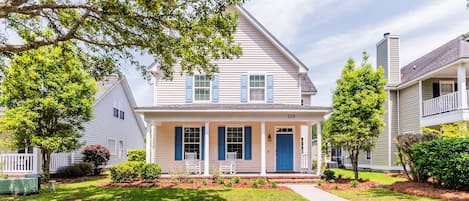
[276, 134, 293, 171]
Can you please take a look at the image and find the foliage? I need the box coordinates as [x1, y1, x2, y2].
[323, 169, 336, 180]
[225, 181, 233, 187]
[188, 178, 194, 184]
[317, 180, 324, 186]
[109, 161, 144, 183]
[394, 133, 437, 182]
[251, 181, 259, 188]
[423, 122, 469, 139]
[141, 163, 162, 182]
[256, 178, 265, 185]
[0, 0, 245, 80]
[169, 168, 188, 183]
[411, 137, 469, 190]
[231, 176, 240, 184]
[202, 179, 208, 185]
[0, 43, 96, 180]
[127, 149, 146, 162]
[216, 178, 225, 185]
[349, 180, 359, 188]
[81, 144, 111, 175]
[270, 182, 277, 188]
[324, 52, 386, 180]
[332, 184, 339, 190]
[211, 168, 221, 181]
[55, 162, 94, 178]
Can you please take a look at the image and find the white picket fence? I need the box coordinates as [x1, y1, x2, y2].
[423, 91, 468, 116]
[0, 151, 73, 174]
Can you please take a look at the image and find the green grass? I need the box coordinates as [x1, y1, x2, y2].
[331, 188, 443, 201]
[331, 168, 406, 185]
[0, 178, 307, 201]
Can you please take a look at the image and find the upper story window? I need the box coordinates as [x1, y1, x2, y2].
[113, 99, 125, 120]
[194, 75, 211, 101]
[249, 74, 265, 101]
[439, 80, 455, 96]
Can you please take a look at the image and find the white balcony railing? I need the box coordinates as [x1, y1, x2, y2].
[422, 90, 469, 117]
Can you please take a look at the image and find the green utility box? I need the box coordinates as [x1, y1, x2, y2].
[0, 177, 39, 195]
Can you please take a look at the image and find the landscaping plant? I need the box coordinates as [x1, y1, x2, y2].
[324, 169, 336, 180]
[349, 180, 359, 188]
[109, 161, 144, 183]
[271, 182, 277, 188]
[202, 180, 208, 186]
[251, 181, 259, 188]
[141, 163, 162, 182]
[232, 176, 240, 184]
[225, 181, 233, 187]
[82, 144, 111, 175]
[257, 178, 266, 185]
[127, 149, 146, 162]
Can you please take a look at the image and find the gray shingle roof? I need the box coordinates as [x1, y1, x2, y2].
[400, 35, 469, 86]
[301, 76, 318, 93]
[135, 104, 330, 111]
[94, 75, 121, 100]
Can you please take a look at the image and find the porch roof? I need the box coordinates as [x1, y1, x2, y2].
[135, 104, 330, 113]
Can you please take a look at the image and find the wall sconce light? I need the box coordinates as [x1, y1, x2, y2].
[268, 133, 272, 142]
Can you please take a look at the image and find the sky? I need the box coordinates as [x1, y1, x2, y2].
[125, 0, 469, 107]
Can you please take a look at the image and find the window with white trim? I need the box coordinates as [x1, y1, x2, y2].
[194, 75, 210, 101]
[107, 138, 116, 155]
[249, 74, 265, 101]
[226, 127, 243, 159]
[113, 99, 125, 120]
[118, 140, 124, 159]
[183, 127, 201, 159]
[439, 80, 455, 96]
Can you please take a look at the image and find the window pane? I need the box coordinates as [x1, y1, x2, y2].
[440, 83, 453, 95]
[227, 144, 243, 159]
[250, 88, 265, 101]
[107, 139, 116, 154]
[183, 127, 201, 159]
[194, 75, 210, 101]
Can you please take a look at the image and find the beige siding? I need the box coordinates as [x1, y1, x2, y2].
[390, 91, 399, 165]
[389, 38, 400, 84]
[153, 121, 304, 173]
[301, 95, 311, 106]
[399, 84, 420, 134]
[155, 12, 301, 105]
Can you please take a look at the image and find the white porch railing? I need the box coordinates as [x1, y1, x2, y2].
[0, 153, 34, 173]
[300, 153, 309, 173]
[423, 91, 464, 116]
[50, 153, 72, 173]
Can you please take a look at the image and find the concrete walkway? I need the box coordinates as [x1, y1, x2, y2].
[284, 184, 349, 201]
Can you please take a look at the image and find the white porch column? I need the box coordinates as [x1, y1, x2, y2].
[151, 124, 157, 163]
[204, 122, 210, 176]
[145, 122, 152, 164]
[316, 122, 322, 175]
[260, 121, 266, 175]
[32, 147, 39, 174]
[307, 123, 313, 174]
[458, 64, 468, 109]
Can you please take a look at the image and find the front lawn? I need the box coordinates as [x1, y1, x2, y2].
[0, 178, 307, 201]
[331, 168, 406, 185]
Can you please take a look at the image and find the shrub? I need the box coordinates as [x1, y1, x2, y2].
[256, 178, 265, 185]
[109, 161, 144, 183]
[349, 180, 359, 188]
[81, 144, 111, 175]
[127, 149, 146, 162]
[231, 176, 240, 184]
[55, 162, 95, 178]
[332, 184, 339, 190]
[73, 162, 95, 176]
[141, 163, 162, 182]
[211, 169, 220, 181]
[202, 179, 208, 185]
[225, 181, 233, 187]
[169, 168, 188, 183]
[411, 137, 469, 190]
[216, 178, 224, 185]
[251, 181, 259, 188]
[323, 169, 336, 180]
[188, 178, 194, 184]
[317, 180, 324, 186]
[270, 182, 277, 188]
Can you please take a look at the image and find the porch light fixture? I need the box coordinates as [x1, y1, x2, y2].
[268, 133, 272, 142]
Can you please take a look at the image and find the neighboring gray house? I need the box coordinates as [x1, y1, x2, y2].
[341, 33, 469, 171]
[0, 75, 145, 174]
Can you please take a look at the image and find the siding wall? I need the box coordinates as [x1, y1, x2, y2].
[76, 83, 145, 165]
[155, 12, 301, 105]
[302, 95, 311, 106]
[389, 38, 400, 84]
[153, 121, 305, 173]
[377, 39, 388, 81]
[398, 84, 420, 134]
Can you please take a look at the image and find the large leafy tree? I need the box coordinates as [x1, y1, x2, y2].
[0, 0, 244, 79]
[324, 52, 386, 180]
[0, 42, 96, 180]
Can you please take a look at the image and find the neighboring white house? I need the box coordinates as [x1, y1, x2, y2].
[0, 75, 146, 174]
[340, 33, 469, 171]
[136, 6, 330, 176]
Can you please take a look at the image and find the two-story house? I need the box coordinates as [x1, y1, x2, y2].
[135, 7, 330, 176]
[344, 33, 469, 171]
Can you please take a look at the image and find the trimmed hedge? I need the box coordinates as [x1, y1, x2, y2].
[82, 144, 110, 175]
[141, 163, 162, 182]
[55, 162, 95, 178]
[109, 161, 144, 183]
[127, 149, 146, 162]
[411, 137, 469, 190]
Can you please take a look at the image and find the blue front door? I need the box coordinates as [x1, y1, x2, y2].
[276, 134, 293, 171]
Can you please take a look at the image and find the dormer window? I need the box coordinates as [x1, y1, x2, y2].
[194, 75, 211, 101]
[249, 74, 266, 101]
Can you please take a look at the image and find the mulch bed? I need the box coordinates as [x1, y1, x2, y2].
[388, 181, 469, 201]
[96, 179, 291, 191]
[316, 179, 381, 191]
[51, 175, 108, 184]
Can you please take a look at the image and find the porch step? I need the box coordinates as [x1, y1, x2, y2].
[268, 178, 321, 184]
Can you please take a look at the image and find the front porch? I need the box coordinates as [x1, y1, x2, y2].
[135, 104, 330, 176]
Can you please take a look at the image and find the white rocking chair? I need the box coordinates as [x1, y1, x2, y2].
[185, 152, 201, 175]
[219, 152, 237, 175]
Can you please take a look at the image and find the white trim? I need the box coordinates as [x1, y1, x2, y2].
[274, 126, 295, 172]
[193, 74, 212, 103]
[397, 90, 400, 134]
[107, 137, 117, 156]
[387, 37, 391, 81]
[418, 80, 423, 132]
[225, 126, 245, 160]
[118, 139, 125, 159]
[182, 126, 202, 160]
[387, 91, 392, 166]
[136, 109, 331, 113]
[247, 73, 267, 103]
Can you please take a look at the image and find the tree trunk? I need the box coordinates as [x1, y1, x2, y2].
[41, 149, 51, 182]
[349, 150, 360, 181]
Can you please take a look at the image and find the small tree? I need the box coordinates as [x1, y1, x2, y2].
[324, 52, 386, 181]
[0, 43, 96, 180]
[82, 144, 110, 175]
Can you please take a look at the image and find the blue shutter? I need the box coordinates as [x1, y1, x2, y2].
[267, 74, 274, 103]
[201, 126, 205, 160]
[240, 74, 248, 102]
[244, 126, 252, 160]
[185, 75, 193, 103]
[175, 127, 183, 160]
[212, 75, 219, 102]
[218, 126, 225, 160]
